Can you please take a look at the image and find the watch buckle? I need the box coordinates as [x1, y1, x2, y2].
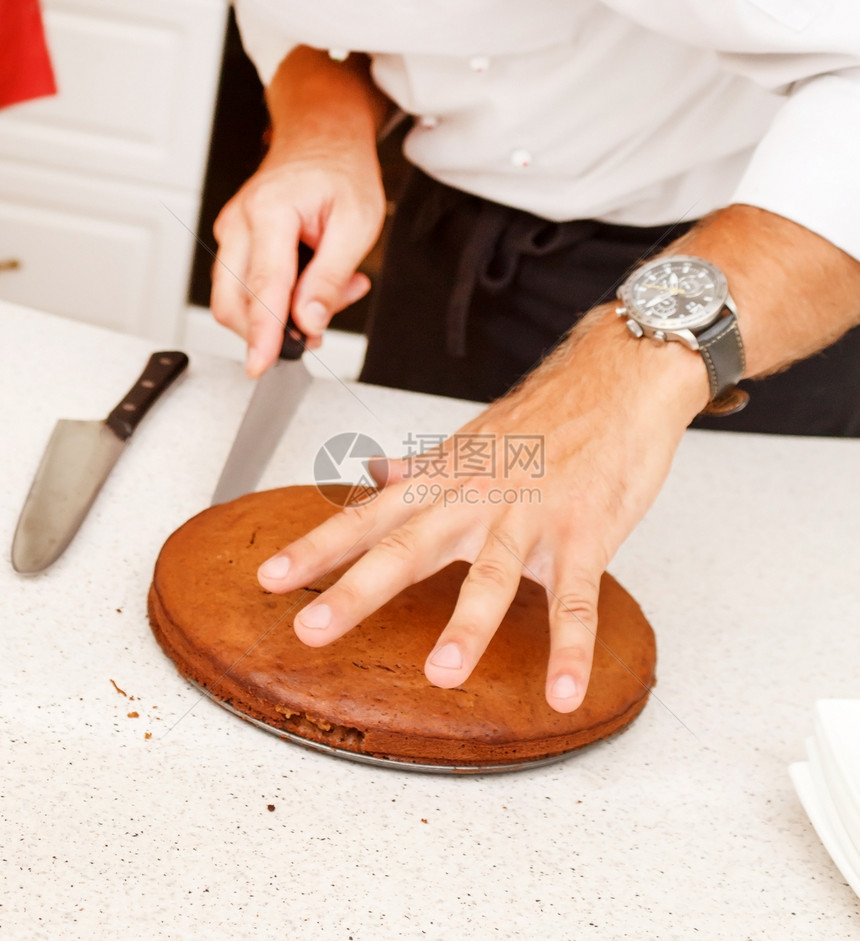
[699, 387, 750, 417]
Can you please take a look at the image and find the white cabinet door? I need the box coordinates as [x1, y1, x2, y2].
[0, 0, 226, 340]
[0, 0, 227, 188]
[0, 160, 199, 341]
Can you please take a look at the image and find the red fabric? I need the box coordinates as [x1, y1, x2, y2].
[0, 0, 57, 110]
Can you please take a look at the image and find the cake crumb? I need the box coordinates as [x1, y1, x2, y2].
[421, 818, 428, 824]
[109, 679, 127, 697]
[267, 804, 275, 812]
[144, 732, 152, 740]
[127, 711, 139, 718]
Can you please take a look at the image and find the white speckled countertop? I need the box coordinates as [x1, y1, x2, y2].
[2, 302, 858, 939]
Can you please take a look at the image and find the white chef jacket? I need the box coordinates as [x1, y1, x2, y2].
[233, 0, 860, 261]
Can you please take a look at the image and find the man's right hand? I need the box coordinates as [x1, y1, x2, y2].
[210, 46, 390, 377]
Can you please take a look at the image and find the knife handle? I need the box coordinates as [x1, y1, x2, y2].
[279, 317, 307, 362]
[106, 351, 189, 441]
[278, 242, 312, 361]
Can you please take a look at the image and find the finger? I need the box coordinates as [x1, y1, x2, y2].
[244, 208, 301, 377]
[291, 210, 380, 336]
[291, 507, 460, 647]
[367, 456, 390, 488]
[210, 206, 252, 339]
[544, 571, 601, 713]
[368, 456, 409, 488]
[256, 484, 417, 593]
[304, 271, 371, 340]
[370, 441, 441, 488]
[424, 527, 525, 689]
[335, 272, 372, 312]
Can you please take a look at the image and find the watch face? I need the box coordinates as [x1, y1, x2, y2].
[621, 256, 728, 331]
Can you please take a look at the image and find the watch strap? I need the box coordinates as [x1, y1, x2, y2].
[696, 311, 749, 416]
[696, 310, 745, 401]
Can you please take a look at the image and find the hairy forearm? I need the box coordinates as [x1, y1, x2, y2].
[265, 45, 393, 156]
[520, 204, 860, 431]
[670, 204, 860, 378]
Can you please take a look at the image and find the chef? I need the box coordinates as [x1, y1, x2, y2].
[210, 1, 860, 713]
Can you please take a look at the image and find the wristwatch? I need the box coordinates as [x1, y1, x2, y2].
[616, 255, 749, 416]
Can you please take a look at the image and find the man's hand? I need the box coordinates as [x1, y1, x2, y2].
[254, 205, 860, 713]
[210, 46, 390, 377]
[258, 307, 710, 713]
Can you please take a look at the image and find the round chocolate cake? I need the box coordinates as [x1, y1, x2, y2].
[148, 485, 656, 771]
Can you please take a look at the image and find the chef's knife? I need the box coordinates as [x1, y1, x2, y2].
[11, 351, 189, 574]
[211, 319, 311, 506]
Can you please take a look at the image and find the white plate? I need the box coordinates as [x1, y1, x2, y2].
[791, 744, 860, 898]
[814, 700, 860, 850]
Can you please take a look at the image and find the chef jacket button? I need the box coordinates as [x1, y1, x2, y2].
[328, 47, 350, 62]
[468, 55, 491, 73]
[418, 115, 439, 129]
[510, 148, 533, 168]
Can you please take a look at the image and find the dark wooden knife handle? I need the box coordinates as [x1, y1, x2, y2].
[105, 351, 189, 441]
[279, 316, 307, 361]
[279, 241, 312, 361]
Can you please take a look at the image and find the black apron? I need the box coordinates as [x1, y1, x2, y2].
[360, 168, 860, 436]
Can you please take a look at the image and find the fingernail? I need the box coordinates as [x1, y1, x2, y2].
[303, 300, 328, 333]
[298, 603, 332, 630]
[367, 455, 389, 486]
[245, 347, 265, 377]
[429, 642, 463, 670]
[550, 674, 578, 700]
[259, 556, 290, 580]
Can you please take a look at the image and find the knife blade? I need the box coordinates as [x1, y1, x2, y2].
[11, 350, 189, 574]
[211, 320, 311, 506]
